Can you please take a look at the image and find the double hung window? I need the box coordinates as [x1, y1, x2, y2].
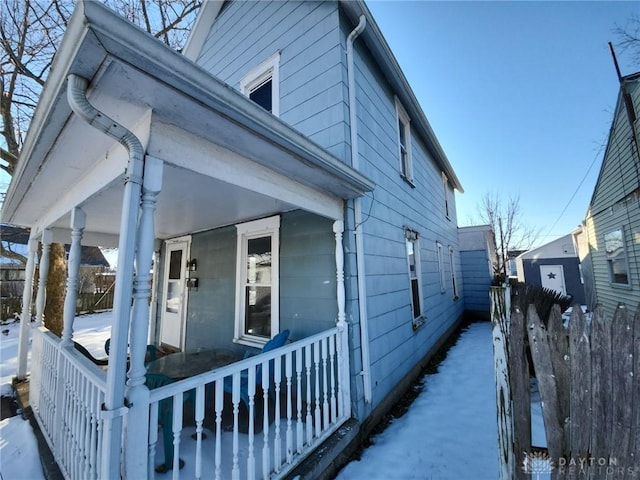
[405, 229, 422, 320]
[604, 227, 630, 286]
[235, 216, 280, 346]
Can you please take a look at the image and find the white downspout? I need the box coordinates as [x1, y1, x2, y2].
[67, 74, 145, 479]
[347, 15, 372, 404]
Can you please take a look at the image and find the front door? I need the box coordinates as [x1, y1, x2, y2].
[540, 264, 566, 296]
[160, 237, 191, 350]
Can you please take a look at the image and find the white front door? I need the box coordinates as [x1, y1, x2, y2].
[540, 265, 566, 296]
[160, 237, 191, 350]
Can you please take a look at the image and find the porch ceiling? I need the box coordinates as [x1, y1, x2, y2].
[3, 0, 374, 244]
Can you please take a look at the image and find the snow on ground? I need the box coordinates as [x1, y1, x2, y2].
[0, 316, 545, 480]
[0, 312, 111, 480]
[336, 321, 548, 480]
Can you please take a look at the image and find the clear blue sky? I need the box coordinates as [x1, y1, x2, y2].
[366, 0, 639, 246]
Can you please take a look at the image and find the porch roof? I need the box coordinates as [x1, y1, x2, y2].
[3, 0, 374, 246]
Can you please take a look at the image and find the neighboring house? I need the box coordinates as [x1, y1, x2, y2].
[1, 224, 110, 299]
[576, 70, 640, 313]
[458, 225, 497, 320]
[515, 233, 586, 305]
[4, 1, 465, 478]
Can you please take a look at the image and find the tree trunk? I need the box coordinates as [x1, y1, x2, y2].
[44, 243, 66, 336]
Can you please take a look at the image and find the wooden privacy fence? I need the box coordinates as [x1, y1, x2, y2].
[491, 286, 640, 480]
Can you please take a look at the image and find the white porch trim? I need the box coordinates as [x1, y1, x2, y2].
[34, 229, 52, 326]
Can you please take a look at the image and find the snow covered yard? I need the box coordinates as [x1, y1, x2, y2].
[0, 312, 111, 480]
[336, 321, 500, 480]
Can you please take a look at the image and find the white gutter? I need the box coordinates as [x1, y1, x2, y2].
[67, 73, 144, 479]
[347, 15, 372, 404]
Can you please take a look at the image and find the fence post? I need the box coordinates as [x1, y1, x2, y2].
[610, 304, 633, 472]
[526, 305, 564, 478]
[509, 306, 531, 480]
[490, 285, 514, 480]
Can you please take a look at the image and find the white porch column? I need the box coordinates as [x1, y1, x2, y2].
[333, 220, 351, 418]
[34, 229, 52, 326]
[61, 208, 85, 348]
[16, 236, 38, 380]
[125, 156, 163, 479]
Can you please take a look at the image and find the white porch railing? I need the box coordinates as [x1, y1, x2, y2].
[147, 327, 349, 480]
[29, 325, 350, 480]
[30, 326, 107, 479]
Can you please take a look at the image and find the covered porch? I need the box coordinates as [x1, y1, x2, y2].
[4, 2, 374, 479]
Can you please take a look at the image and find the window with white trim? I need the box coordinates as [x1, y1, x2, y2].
[235, 216, 280, 347]
[449, 246, 458, 300]
[240, 52, 280, 116]
[405, 228, 423, 320]
[395, 97, 413, 183]
[436, 241, 446, 293]
[442, 172, 451, 219]
[604, 227, 630, 286]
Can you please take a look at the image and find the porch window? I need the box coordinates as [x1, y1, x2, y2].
[604, 227, 630, 286]
[395, 97, 413, 184]
[240, 52, 280, 116]
[235, 216, 280, 347]
[405, 228, 422, 319]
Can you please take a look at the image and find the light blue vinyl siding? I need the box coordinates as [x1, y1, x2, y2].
[344, 13, 463, 409]
[195, 0, 350, 161]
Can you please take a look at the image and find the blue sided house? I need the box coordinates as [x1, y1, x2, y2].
[4, 1, 466, 478]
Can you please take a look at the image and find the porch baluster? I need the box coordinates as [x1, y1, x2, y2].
[273, 355, 282, 472]
[232, 372, 241, 480]
[296, 348, 304, 453]
[171, 394, 184, 480]
[322, 337, 329, 430]
[148, 402, 159, 479]
[314, 341, 322, 438]
[195, 385, 205, 480]
[247, 366, 256, 480]
[305, 346, 313, 445]
[126, 156, 162, 479]
[214, 379, 223, 480]
[261, 359, 270, 480]
[35, 229, 52, 326]
[61, 207, 85, 347]
[329, 335, 337, 423]
[285, 352, 293, 464]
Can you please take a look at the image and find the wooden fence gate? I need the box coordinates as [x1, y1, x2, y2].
[491, 286, 640, 480]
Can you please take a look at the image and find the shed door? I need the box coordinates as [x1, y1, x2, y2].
[540, 265, 566, 296]
[160, 238, 190, 350]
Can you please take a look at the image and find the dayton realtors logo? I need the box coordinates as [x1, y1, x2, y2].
[522, 450, 554, 478]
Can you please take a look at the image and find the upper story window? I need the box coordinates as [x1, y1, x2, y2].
[405, 228, 423, 320]
[604, 227, 630, 286]
[240, 52, 280, 117]
[442, 172, 451, 219]
[395, 97, 413, 184]
[235, 216, 280, 347]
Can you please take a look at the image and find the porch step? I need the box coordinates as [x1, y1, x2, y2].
[11, 378, 64, 480]
[285, 417, 360, 480]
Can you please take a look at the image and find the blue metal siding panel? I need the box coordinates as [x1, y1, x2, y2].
[523, 257, 587, 305]
[460, 250, 491, 313]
